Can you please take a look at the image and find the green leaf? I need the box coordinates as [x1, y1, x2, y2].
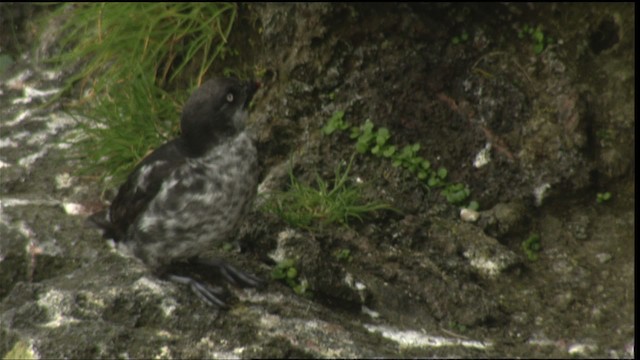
[287, 267, 298, 279]
[376, 127, 390, 145]
[350, 126, 361, 139]
[437, 167, 448, 179]
[362, 119, 374, 134]
[468, 200, 480, 211]
[382, 145, 396, 157]
[533, 42, 544, 54]
[322, 110, 348, 135]
[322, 124, 335, 135]
[532, 28, 544, 43]
[443, 183, 470, 204]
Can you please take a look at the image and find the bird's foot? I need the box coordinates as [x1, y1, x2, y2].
[160, 258, 263, 308]
[194, 258, 265, 289]
[167, 274, 231, 308]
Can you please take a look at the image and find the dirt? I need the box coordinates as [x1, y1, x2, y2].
[0, 3, 634, 358]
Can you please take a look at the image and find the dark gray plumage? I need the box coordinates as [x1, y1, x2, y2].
[90, 77, 262, 307]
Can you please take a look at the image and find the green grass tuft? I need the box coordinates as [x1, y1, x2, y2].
[75, 72, 184, 189]
[44, 2, 237, 97]
[39, 3, 239, 189]
[262, 157, 395, 231]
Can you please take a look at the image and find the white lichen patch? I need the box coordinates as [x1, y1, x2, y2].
[25, 86, 61, 99]
[133, 276, 177, 317]
[16, 220, 36, 239]
[268, 228, 299, 263]
[460, 208, 480, 222]
[37, 289, 79, 328]
[42, 70, 61, 80]
[47, 112, 76, 133]
[568, 343, 598, 356]
[62, 202, 85, 215]
[0, 137, 18, 148]
[18, 147, 49, 168]
[6, 69, 32, 89]
[364, 324, 491, 350]
[6, 109, 32, 127]
[12, 97, 32, 105]
[533, 183, 551, 206]
[464, 252, 502, 277]
[7, 112, 77, 169]
[134, 276, 166, 295]
[153, 345, 172, 360]
[473, 142, 492, 168]
[361, 305, 380, 319]
[55, 173, 73, 189]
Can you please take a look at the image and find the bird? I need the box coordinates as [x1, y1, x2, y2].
[89, 77, 263, 307]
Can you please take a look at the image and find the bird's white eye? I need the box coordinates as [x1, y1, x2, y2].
[226, 93, 234, 102]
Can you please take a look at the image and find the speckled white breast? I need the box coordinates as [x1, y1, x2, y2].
[129, 131, 258, 267]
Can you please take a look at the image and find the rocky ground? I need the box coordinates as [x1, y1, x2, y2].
[0, 3, 634, 358]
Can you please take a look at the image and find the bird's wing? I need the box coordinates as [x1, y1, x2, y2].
[107, 139, 187, 241]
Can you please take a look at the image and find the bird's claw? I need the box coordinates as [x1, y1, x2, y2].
[167, 274, 230, 308]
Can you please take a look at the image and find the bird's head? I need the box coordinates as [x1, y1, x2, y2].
[180, 77, 259, 157]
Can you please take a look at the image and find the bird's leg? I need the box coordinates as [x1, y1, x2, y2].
[156, 258, 263, 308]
[157, 263, 233, 308]
[166, 273, 230, 308]
[192, 257, 265, 289]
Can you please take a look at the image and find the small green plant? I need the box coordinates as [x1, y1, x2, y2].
[322, 110, 349, 135]
[393, 144, 432, 181]
[518, 24, 554, 54]
[451, 31, 470, 45]
[221, 242, 234, 252]
[522, 234, 541, 261]
[325, 111, 472, 205]
[442, 183, 470, 204]
[262, 156, 394, 230]
[596, 192, 612, 204]
[271, 259, 310, 295]
[350, 119, 396, 157]
[333, 248, 352, 262]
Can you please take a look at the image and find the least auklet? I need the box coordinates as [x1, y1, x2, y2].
[89, 77, 262, 307]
